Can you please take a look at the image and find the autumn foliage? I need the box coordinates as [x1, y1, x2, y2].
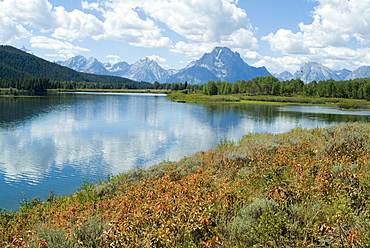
[2, 123, 370, 247]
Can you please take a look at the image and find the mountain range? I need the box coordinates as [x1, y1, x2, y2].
[58, 47, 272, 84]
[274, 62, 370, 83]
[4, 45, 370, 85]
[58, 47, 370, 84]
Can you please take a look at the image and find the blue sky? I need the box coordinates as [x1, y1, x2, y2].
[1, 0, 370, 73]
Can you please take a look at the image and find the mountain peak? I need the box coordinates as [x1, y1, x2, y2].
[139, 57, 151, 62]
[211, 46, 233, 54]
[294, 62, 341, 83]
[58, 55, 109, 75]
[169, 46, 271, 84]
[209, 46, 241, 62]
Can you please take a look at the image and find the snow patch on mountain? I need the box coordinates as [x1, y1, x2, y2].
[294, 62, 341, 83]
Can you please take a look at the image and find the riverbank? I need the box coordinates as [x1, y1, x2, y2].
[1, 122, 370, 247]
[167, 92, 370, 110]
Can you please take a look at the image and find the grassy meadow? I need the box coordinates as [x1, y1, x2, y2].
[1, 122, 370, 247]
[167, 92, 370, 110]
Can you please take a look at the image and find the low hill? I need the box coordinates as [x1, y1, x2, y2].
[0, 45, 147, 86]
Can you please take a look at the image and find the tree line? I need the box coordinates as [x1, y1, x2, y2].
[201, 76, 370, 100]
[2, 75, 370, 101]
[0, 77, 151, 92]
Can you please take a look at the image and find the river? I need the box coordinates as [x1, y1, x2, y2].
[1, 92, 369, 210]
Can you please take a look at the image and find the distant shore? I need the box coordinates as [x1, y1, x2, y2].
[54, 89, 171, 94]
[166, 92, 370, 110]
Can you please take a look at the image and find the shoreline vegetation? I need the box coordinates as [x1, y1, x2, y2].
[2, 87, 369, 110]
[166, 92, 370, 110]
[2, 74, 370, 110]
[2, 122, 370, 247]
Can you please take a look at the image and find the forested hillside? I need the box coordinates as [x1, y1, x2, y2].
[0, 45, 148, 87]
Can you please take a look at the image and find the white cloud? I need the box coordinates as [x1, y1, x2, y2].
[106, 55, 120, 59]
[106, 54, 120, 64]
[80, 0, 258, 58]
[52, 6, 104, 41]
[81, 1, 104, 13]
[88, 1, 171, 48]
[0, 0, 53, 43]
[262, 0, 370, 71]
[0, 21, 30, 44]
[0, 0, 171, 50]
[253, 55, 310, 74]
[30, 36, 89, 55]
[136, 0, 257, 57]
[0, 0, 56, 30]
[262, 29, 308, 55]
[0, 0, 258, 61]
[140, 0, 250, 42]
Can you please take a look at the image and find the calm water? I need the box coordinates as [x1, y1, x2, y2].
[1, 92, 370, 210]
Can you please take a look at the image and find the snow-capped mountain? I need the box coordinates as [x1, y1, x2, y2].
[58, 47, 272, 84]
[56, 47, 370, 85]
[104, 61, 131, 77]
[294, 62, 341, 83]
[124, 57, 170, 83]
[58, 56, 170, 83]
[346, 66, 370, 80]
[58, 56, 110, 75]
[169, 47, 272, 84]
[274, 71, 294, 81]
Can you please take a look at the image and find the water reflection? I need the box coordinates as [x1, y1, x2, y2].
[1, 93, 370, 210]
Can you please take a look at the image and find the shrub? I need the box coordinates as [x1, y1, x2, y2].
[73, 216, 107, 248]
[32, 228, 71, 248]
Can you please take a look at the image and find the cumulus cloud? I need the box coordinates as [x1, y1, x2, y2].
[106, 54, 120, 63]
[138, 0, 257, 57]
[0, 0, 56, 30]
[0, 0, 172, 51]
[30, 36, 89, 55]
[81, 0, 257, 58]
[0, 0, 258, 61]
[106, 55, 120, 59]
[253, 56, 310, 74]
[0, 0, 97, 55]
[52, 6, 104, 41]
[0, 21, 30, 44]
[0, 0, 52, 43]
[89, 1, 171, 48]
[262, 0, 370, 71]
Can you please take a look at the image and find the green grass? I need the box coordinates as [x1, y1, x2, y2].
[167, 92, 370, 110]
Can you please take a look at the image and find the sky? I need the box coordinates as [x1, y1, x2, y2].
[1, 0, 370, 74]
